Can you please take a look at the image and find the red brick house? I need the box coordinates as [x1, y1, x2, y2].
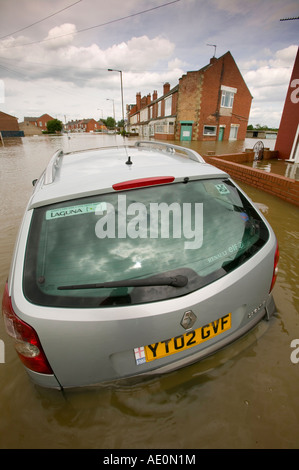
[0, 111, 23, 137]
[65, 118, 107, 132]
[128, 83, 178, 140]
[274, 46, 299, 161]
[128, 51, 252, 142]
[0, 111, 20, 132]
[24, 114, 55, 131]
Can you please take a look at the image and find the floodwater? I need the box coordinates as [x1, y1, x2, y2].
[242, 159, 299, 181]
[0, 134, 298, 450]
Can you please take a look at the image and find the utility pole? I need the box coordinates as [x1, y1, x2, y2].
[108, 69, 125, 129]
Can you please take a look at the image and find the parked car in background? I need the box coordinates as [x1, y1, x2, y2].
[2, 141, 279, 390]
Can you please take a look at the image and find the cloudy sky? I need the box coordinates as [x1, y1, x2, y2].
[0, 0, 298, 127]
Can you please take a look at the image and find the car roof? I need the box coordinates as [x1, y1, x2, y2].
[29, 141, 228, 209]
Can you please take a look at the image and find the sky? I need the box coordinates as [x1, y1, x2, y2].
[0, 0, 298, 128]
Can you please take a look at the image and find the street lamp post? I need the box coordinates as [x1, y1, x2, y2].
[108, 69, 125, 130]
[106, 98, 115, 124]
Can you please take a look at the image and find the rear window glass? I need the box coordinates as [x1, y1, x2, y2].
[23, 179, 269, 307]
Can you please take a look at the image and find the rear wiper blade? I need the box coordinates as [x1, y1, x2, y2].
[58, 275, 188, 290]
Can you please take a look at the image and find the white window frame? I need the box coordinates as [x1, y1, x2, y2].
[164, 96, 172, 116]
[229, 124, 239, 140]
[158, 101, 162, 117]
[140, 108, 148, 122]
[203, 125, 217, 136]
[221, 85, 237, 109]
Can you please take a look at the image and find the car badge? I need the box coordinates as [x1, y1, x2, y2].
[181, 310, 197, 330]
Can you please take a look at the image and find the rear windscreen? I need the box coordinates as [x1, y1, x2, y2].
[23, 178, 269, 307]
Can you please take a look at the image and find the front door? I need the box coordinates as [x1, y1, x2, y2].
[218, 126, 224, 141]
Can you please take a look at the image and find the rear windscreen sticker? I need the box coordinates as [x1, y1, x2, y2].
[240, 212, 249, 222]
[46, 202, 106, 220]
[215, 183, 230, 195]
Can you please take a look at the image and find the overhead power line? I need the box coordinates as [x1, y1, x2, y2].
[0, 0, 82, 40]
[2, 0, 182, 48]
[280, 16, 299, 21]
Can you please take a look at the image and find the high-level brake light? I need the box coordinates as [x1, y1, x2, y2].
[113, 176, 175, 191]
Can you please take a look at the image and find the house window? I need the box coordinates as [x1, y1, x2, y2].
[229, 124, 239, 140]
[220, 85, 237, 108]
[221, 91, 234, 108]
[140, 108, 148, 122]
[203, 125, 217, 136]
[158, 101, 162, 117]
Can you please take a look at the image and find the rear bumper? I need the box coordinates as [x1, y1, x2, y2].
[25, 368, 62, 390]
[27, 294, 276, 391]
[140, 296, 277, 378]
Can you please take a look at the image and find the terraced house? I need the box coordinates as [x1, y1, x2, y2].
[65, 118, 107, 133]
[128, 51, 252, 142]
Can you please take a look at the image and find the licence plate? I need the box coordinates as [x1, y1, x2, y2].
[134, 313, 231, 365]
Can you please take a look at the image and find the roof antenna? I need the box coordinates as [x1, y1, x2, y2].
[207, 44, 217, 57]
[123, 144, 132, 165]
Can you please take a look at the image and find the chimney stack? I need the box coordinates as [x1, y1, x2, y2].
[163, 82, 170, 95]
[136, 92, 141, 110]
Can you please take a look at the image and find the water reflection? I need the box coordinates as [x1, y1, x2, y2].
[242, 159, 299, 181]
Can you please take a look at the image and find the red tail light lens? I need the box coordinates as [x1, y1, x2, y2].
[2, 283, 53, 374]
[269, 244, 279, 292]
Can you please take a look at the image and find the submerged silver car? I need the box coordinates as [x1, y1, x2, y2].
[2, 141, 279, 390]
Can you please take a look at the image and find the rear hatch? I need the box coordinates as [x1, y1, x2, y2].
[16, 177, 276, 387]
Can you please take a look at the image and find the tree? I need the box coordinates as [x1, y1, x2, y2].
[46, 119, 63, 133]
[103, 117, 116, 129]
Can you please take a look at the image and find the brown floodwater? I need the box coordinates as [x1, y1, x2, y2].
[242, 159, 299, 181]
[0, 134, 298, 449]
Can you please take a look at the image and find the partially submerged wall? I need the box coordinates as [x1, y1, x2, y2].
[204, 151, 299, 207]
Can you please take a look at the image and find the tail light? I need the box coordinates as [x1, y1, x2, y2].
[269, 244, 279, 292]
[2, 283, 53, 374]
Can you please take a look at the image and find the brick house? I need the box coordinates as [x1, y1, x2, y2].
[128, 83, 178, 140]
[24, 113, 55, 131]
[128, 51, 252, 141]
[274, 46, 299, 161]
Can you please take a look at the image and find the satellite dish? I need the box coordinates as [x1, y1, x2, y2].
[253, 140, 264, 161]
